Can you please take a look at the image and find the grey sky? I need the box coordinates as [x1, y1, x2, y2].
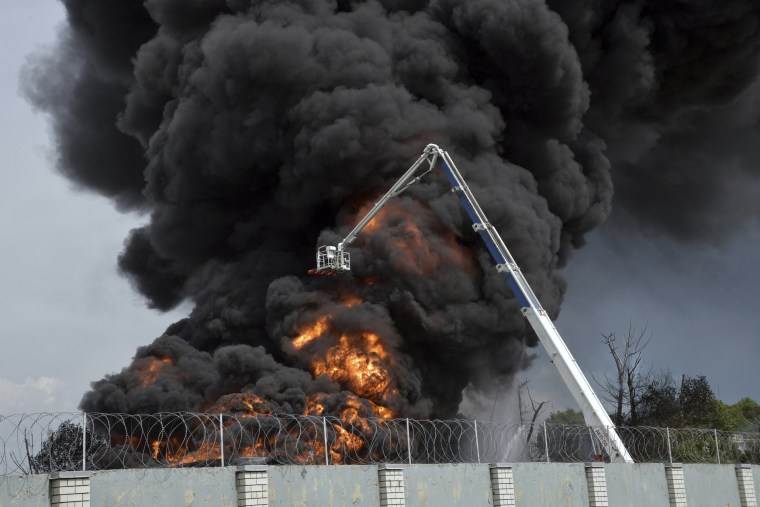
[1, 2, 758, 418]
[532, 223, 760, 415]
[0, 2, 186, 412]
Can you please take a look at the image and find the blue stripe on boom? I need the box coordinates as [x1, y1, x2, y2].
[439, 158, 532, 308]
[437, 159, 459, 186]
[455, 194, 481, 225]
[477, 230, 506, 264]
[501, 272, 532, 308]
[438, 160, 481, 223]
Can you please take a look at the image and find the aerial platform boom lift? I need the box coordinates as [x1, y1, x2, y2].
[313, 144, 634, 463]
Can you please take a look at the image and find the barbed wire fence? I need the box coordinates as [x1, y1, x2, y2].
[2, 412, 760, 479]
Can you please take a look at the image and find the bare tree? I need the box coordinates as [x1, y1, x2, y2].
[9, 430, 37, 475]
[594, 324, 651, 426]
[517, 379, 546, 444]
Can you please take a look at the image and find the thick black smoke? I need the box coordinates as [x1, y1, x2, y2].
[547, 0, 760, 241]
[23, 0, 760, 418]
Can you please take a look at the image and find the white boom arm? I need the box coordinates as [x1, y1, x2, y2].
[314, 144, 634, 463]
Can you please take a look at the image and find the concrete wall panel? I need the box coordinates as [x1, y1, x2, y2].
[268, 465, 379, 507]
[0, 475, 48, 507]
[90, 467, 237, 507]
[752, 465, 760, 500]
[605, 463, 669, 507]
[683, 464, 741, 507]
[512, 463, 589, 507]
[2, 461, 755, 506]
[403, 464, 491, 507]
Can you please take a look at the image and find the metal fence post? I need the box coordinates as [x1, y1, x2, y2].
[588, 427, 598, 457]
[15, 413, 759, 472]
[714, 429, 720, 464]
[219, 414, 224, 466]
[323, 417, 329, 465]
[607, 426, 612, 456]
[82, 412, 87, 471]
[666, 427, 673, 464]
[406, 418, 412, 465]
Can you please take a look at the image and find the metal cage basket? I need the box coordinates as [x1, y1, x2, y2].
[316, 245, 350, 272]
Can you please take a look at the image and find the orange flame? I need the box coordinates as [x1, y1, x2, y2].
[292, 316, 330, 350]
[237, 435, 273, 459]
[358, 203, 388, 235]
[150, 438, 221, 466]
[142, 390, 396, 467]
[133, 261, 416, 466]
[355, 200, 476, 276]
[207, 391, 274, 416]
[312, 332, 393, 400]
[304, 393, 392, 463]
[342, 295, 363, 308]
[137, 357, 173, 387]
[169, 440, 220, 466]
[389, 209, 473, 275]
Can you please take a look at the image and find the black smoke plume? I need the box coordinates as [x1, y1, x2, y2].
[547, 0, 760, 241]
[23, 0, 760, 418]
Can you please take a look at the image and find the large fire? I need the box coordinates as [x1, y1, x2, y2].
[311, 333, 394, 404]
[292, 312, 398, 421]
[131, 200, 461, 467]
[136, 312, 403, 466]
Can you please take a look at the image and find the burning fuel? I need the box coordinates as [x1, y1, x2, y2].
[136, 357, 173, 388]
[291, 316, 330, 350]
[23, 0, 760, 466]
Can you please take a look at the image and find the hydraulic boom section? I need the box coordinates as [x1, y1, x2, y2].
[313, 144, 634, 463]
[315, 146, 440, 274]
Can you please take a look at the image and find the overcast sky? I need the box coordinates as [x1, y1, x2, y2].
[0, 1, 188, 413]
[1, 2, 758, 417]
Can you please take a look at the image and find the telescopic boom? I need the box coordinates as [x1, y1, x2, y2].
[313, 144, 634, 463]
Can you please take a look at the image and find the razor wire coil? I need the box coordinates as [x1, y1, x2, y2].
[2, 412, 760, 477]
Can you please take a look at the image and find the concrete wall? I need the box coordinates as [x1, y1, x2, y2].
[268, 465, 378, 507]
[752, 464, 760, 497]
[1, 462, 757, 507]
[404, 464, 491, 507]
[512, 463, 589, 506]
[682, 464, 742, 507]
[605, 463, 670, 507]
[0, 475, 48, 507]
[90, 468, 237, 507]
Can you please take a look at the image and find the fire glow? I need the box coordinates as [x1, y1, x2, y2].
[127, 199, 473, 467]
[137, 357, 173, 387]
[312, 333, 393, 401]
[127, 202, 461, 466]
[292, 314, 398, 421]
[291, 316, 329, 350]
[139, 309, 402, 466]
[363, 201, 475, 277]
